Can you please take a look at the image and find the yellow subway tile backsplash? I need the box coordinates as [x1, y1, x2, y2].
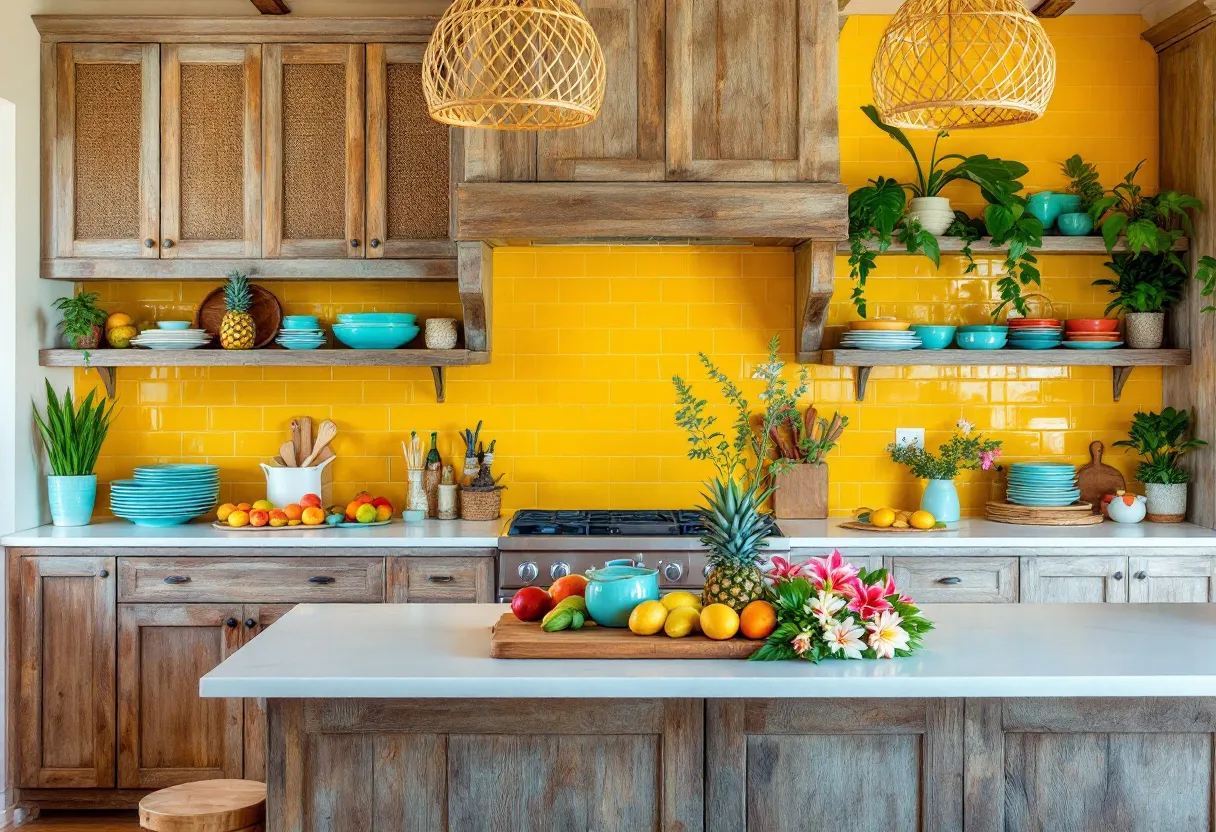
[80, 16, 1164, 517]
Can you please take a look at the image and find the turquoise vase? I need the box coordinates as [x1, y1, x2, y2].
[47, 474, 97, 527]
[921, 478, 961, 523]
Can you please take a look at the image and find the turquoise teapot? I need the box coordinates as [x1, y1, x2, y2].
[584, 559, 660, 627]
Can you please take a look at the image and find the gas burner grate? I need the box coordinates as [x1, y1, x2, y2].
[508, 509, 708, 537]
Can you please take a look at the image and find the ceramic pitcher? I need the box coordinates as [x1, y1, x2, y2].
[261, 456, 334, 508]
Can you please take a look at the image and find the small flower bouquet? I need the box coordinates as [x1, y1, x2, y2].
[886, 418, 1003, 479]
[750, 551, 933, 663]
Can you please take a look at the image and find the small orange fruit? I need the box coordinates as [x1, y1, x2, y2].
[740, 600, 777, 640]
[345, 500, 362, 522]
[249, 509, 269, 528]
[236, 502, 253, 512]
[287, 519, 302, 526]
[268, 509, 288, 528]
[283, 503, 303, 522]
[216, 503, 237, 522]
[301, 506, 326, 526]
[549, 574, 590, 604]
[227, 510, 250, 528]
[375, 504, 393, 522]
[700, 604, 740, 641]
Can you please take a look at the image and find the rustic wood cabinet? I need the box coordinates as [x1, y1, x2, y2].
[49, 43, 159, 259]
[387, 552, 496, 603]
[1020, 556, 1129, 603]
[17, 557, 116, 789]
[241, 603, 294, 782]
[888, 557, 1019, 604]
[1129, 556, 1215, 602]
[537, 0, 665, 181]
[160, 44, 261, 258]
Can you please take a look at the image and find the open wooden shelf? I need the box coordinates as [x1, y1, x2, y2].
[803, 348, 1192, 402]
[41, 257, 459, 281]
[40, 348, 490, 403]
[837, 236, 1190, 256]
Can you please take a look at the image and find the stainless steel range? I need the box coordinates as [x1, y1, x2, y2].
[496, 510, 788, 601]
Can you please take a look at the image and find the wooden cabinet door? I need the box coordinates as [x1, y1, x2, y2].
[388, 556, 496, 603]
[241, 604, 295, 782]
[117, 603, 244, 788]
[1020, 556, 1129, 603]
[366, 44, 455, 259]
[665, 0, 838, 181]
[17, 557, 116, 789]
[1129, 556, 1215, 603]
[537, 0, 665, 181]
[160, 44, 261, 258]
[51, 43, 159, 258]
[263, 44, 365, 258]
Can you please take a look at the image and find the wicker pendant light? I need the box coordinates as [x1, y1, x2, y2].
[872, 0, 1057, 130]
[423, 0, 607, 131]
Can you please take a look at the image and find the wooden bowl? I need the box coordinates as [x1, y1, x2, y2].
[195, 284, 283, 349]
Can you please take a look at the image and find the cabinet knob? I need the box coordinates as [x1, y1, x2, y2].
[98, 568, 109, 578]
[1135, 570, 1148, 580]
[1113, 571, 1124, 581]
[245, 618, 257, 628]
[937, 576, 962, 585]
[427, 575, 453, 584]
[162, 239, 174, 249]
[225, 617, 238, 628]
[163, 575, 191, 585]
[143, 238, 156, 248]
[370, 238, 381, 249]
[350, 238, 360, 248]
[308, 576, 335, 584]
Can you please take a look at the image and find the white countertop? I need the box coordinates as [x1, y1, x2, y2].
[7, 518, 1214, 550]
[0, 519, 503, 548]
[200, 602, 1216, 699]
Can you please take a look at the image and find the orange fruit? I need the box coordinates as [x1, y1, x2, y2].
[299, 493, 322, 509]
[549, 574, 590, 604]
[740, 600, 777, 640]
[236, 502, 253, 512]
[700, 604, 740, 640]
[268, 509, 288, 528]
[227, 510, 250, 528]
[301, 506, 326, 526]
[249, 509, 269, 528]
[283, 503, 303, 522]
[345, 501, 362, 522]
[216, 503, 237, 522]
[375, 504, 393, 522]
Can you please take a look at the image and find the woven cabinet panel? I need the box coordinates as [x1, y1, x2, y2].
[281, 62, 347, 240]
[386, 63, 450, 240]
[74, 63, 142, 240]
[180, 63, 244, 241]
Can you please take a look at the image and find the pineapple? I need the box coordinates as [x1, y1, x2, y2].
[699, 478, 773, 611]
[219, 271, 256, 350]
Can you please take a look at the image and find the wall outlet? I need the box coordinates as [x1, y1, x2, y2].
[896, 428, 925, 448]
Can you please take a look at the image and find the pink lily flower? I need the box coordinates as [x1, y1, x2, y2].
[804, 550, 859, 591]
[841, 579, 893, 620]
[765, 555, 805, 583]
[881, 574, 913, 605]
[979, 447, 1002, 471]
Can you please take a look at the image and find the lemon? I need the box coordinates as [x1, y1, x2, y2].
[661, 591, 702, 613]
[700, 604, 740, 640]
[870, 507, 896, 528]
[628, 600, 668, 635]
[664, 607, 701, 638]
[910, 510, 936, 530]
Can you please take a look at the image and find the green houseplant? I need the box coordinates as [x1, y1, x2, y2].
[1113, 407, 1205, 523]
[32, 380, 118, 526]
[53, 291, 108, 366]
[1057, 155, 1103, 236]
[1093, 254, 1187, 348]
[673, 336, 796, 611]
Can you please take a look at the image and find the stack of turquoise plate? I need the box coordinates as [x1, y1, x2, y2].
[1005, 462, 1080, 507]
[110, 464, 220, 527]
[838, 330, 922, 350]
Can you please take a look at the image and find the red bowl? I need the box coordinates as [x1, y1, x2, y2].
[1009, 318, 1060, 328]
[1066, 319, 1120, 333]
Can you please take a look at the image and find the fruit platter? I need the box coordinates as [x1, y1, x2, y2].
[212, 491, 395, 531]
[839, 506, 947, 533]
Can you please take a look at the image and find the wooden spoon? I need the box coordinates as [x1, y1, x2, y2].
[300, 420, 337, 468]
[290, 419, 303, 464]
[300, 416, 314, 460]
[279, 441, 298, 468]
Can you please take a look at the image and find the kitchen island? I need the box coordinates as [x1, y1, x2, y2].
[203, 603, 1216, 831]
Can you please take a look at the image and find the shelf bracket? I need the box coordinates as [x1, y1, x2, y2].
[795, 240, 835, 358]
[854, 366, 873, 402]
[431, 367, 446, 404]
[1112, 366, 1134, 402]
[458, 241, 492, 353]
[89, 366, 117, 399]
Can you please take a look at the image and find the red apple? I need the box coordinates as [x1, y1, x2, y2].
[372, 496, 392, 509]
[510, 587, 553, 622]
[299, 493, 322, 509]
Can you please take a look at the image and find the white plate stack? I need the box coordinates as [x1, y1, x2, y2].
[130, 329, 212, 350]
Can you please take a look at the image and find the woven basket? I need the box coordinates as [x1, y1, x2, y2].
[460, 488, 502, 521]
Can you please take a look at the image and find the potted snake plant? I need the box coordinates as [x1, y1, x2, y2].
[32, 380, 118, 526]
[1114, 408, 1205, 523]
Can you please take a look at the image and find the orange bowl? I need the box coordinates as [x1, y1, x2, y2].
[849, 319, 911, 332]
[1067, 333, 1122, 341]
[1066, 318, 1120, 333]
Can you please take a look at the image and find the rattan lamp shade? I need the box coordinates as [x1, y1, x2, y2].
[872, 0, 1057, 130]
[423, 0, 607, 131]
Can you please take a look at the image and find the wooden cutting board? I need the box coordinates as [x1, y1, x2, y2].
[490, 614, 763, 660]
[1076, 441, 1125, 513]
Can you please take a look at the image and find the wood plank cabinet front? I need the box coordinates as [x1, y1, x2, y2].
[1128, 556, 1215, 602]
[1020, 556, 1129, 603]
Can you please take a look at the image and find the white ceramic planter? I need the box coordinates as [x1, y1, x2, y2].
[908, 196, 954, 236]
[1124, 312, 1165, 349]
[1145, 482, 1187, 523]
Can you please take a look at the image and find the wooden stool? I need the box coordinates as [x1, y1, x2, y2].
[139, 779, 266, 832]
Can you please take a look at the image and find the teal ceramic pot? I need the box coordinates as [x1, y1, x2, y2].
[1050, 193, 1083, 217]
[1057, 212, 1094, 236]
[921, 478, 961, 523]
[1027, 192, 1060, 230]
[584, 561, 660, 627]
[47, 474, 96, 527]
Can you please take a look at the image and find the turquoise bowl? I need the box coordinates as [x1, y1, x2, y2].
[332, 324, 420, 350]
[157, 321, 192, 330]
[336, 313, 417, 325]
[1027, 191, 1060, 229]
[956, 331, 1008, 350]
[1058, 212, 1094, 236]
[1051, 193, 1083, 216]
[282, 316, 321, 330]
[584, 561, 660, 627]
[910, 325, 957, 350]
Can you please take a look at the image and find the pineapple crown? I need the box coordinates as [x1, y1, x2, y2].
[223, 271, 253, 314]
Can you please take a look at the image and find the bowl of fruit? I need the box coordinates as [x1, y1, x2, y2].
[214, 493, 329, 530]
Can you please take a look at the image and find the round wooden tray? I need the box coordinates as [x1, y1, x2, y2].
[838, 521, 947, 533]
[195, 283, 283, 349]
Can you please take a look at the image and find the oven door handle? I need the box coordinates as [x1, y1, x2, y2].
[603, 558, 636, 568]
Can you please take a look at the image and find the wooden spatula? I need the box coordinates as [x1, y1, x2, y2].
[300, 420, 337, 468]
[300, 416, 314, 460]
[279, 441, 298, 468]
[1077, 440, 1125, 514]
[290, 419, 303, 465]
